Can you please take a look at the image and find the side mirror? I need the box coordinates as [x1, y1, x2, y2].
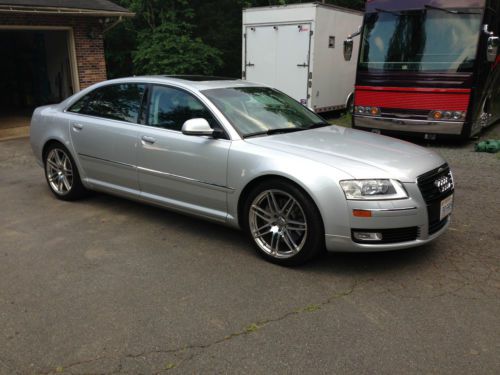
[487, 35, 499, 63]
[182, 118, 214, 136]
[343, 39, 354, 61]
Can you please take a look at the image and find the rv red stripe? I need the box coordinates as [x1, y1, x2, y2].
[355, 86, 471, 111]
[355, 86, 471, 94]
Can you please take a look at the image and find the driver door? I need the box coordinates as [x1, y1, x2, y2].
[137, 85, 231, 222]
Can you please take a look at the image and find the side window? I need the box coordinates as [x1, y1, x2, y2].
[147, 85, 220, 131]
[69, 84, 145, 123]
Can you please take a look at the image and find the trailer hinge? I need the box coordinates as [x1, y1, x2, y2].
[309, 72, 312, 79]
[310, 30, 314, 36]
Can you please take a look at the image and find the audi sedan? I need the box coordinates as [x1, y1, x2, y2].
[30, 76, 454, 266]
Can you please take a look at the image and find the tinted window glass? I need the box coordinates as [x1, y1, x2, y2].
[147, 85, 219, 131]
[69, 84, 145, 123]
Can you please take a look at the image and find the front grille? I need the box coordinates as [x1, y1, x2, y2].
[417, 164, 454, 204]
[352, 227, 419, 244]
[417, 164, 454, 235]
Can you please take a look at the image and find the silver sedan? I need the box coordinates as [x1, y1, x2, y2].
[30, 76, 454, 265]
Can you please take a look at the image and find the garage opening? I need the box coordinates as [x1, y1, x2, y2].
[0, 29, 76, 137]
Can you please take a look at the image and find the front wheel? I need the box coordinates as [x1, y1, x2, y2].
[243, 180, 324, 266]
[44, 143, 87, 201]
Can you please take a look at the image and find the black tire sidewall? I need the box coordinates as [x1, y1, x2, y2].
[242, 179, 325, 266]
[43, 143, 87, 201]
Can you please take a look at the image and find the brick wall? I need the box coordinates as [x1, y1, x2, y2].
[0, 13, 107, 90]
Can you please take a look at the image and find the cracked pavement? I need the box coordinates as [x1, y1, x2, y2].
[0, 134, 499, 374]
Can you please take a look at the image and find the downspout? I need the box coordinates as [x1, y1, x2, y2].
[103, 16, 124, 33]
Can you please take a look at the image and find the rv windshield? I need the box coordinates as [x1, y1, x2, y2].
[359, 9, 482, 72]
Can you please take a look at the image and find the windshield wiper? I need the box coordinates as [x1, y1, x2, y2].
[243, 127, 304, 139]
[307, 122, 330, 130]
[424, 5, 480, 15]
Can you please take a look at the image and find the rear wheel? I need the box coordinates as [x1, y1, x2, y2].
[44, 143, 87, 201]
[243, 179, 324, 266]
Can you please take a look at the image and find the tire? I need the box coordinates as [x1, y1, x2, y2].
[43, 143, 88, 201]
[346, 95, 354, 115]
[242, 179, 325, 266]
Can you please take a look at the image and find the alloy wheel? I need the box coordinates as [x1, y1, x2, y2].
[45, 148, 74, 195]
[249, 189, 308, 259]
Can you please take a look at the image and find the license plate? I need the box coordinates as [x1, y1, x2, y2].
[440, 194, 453, 221]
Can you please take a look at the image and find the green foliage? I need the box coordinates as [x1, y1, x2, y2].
[133, 20, 222, 75]
[105, 0, 365, 78]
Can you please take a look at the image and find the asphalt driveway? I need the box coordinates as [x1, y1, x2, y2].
[0, 135, 499, 374]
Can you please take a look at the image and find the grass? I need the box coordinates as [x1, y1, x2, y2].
[326, 112, 352, 128]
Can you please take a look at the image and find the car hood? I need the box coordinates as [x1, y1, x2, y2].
[244, 126, 446, 181]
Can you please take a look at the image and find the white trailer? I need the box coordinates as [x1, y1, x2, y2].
[242, 3, 362, 113]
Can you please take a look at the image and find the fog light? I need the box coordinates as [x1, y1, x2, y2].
[353, 231, 383, 241]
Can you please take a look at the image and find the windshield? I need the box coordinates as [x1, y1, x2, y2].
[359, 9, 482, 72]
[202, 87, 326, 137]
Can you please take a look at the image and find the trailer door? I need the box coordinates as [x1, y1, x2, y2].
[245, 23, 311, 105]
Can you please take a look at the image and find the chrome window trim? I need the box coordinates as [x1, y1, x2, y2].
[63, 80, 240, 140]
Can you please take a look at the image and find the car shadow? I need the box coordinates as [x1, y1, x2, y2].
[76, 192, 437, 275]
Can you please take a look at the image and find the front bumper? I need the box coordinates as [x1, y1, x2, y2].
[324, 182, 452, 252]
[353, 115, 464, 135]
[325, 216, 450, 252]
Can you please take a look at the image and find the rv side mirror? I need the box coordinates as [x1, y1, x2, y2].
[487, 35, 499, 63]
[344, 39, 354, 61]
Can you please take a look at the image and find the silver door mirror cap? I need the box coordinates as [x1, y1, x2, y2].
[182, 118, 214, 136]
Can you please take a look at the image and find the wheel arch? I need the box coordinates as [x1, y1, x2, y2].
[42, 139, 66, 160]
[345, 91, 354, 109]
[237, 174, 325, 231]
[41, 138, 87, 183]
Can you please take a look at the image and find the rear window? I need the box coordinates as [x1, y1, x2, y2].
[69, 83, 145, 123]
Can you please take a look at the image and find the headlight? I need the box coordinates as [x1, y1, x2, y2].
[339, 179, 408, 200]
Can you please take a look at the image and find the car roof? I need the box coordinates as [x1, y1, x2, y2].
[100, 75, 265, 92]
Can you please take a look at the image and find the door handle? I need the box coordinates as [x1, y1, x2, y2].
[72, 123, 83, 130]
[141, 135, 156, 144]
[297, 63, 308, 67]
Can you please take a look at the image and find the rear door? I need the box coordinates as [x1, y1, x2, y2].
[67, 83, 145, 194]
[245, 23, 311, 104]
